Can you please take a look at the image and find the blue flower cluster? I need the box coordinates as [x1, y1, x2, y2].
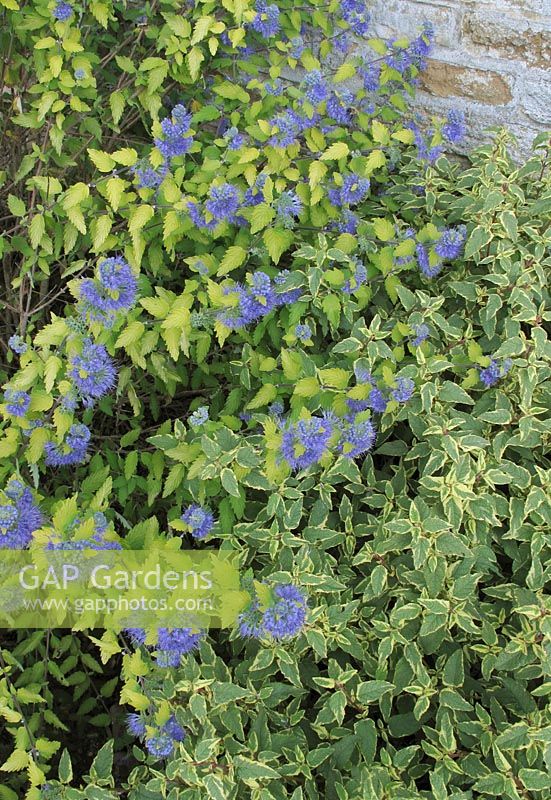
[44, 423, 91, 467]
[52, 2, 72, 21]
[442, 109, 466, 144]
[180, 504, 215, 539]
[479, 357, 512, 388]
[127, 627, 205, 667]
[338, 415, 376, 458]
[189, 406, 209, 428]
[417, 226, 467, 278]
[250, 1, 280, 39]
[274, 191, 302, 228]
[126, 713, 186, 759]
[217, 271, 301, 330]
[269, 109, 319, 148]
[69, 340, 117, 407]
[279, 415, 334, 470]
[411, 323, 430, 346]
[0, 480, 42, 549]
[328, 175, 370, 207]
[155, 104, 193, 162]
[341, 0, 371, 37]
[78, 256, 138, 327]
[8, 334, 27, 355]
[295, 323, 312, 343]
[239, 584, 307, 640]
[3, 388, 31, 418]
[348, 371, 415, 415]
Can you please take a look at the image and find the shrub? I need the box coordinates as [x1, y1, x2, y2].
[0, 1, 550, 798]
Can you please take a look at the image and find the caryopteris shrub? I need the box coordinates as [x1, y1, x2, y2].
[0, 0, 550, 798]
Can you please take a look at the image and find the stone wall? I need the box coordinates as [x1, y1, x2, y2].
[367, 0, 551, 158]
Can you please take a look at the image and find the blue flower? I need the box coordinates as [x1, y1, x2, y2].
[269, 109, 318, 148]
[416, 243, 442, 278]
[337, 210, 359, 235]
[265, 79, 283, 96]
[434, 226, 467, 261]
[155, 628, 204, 666]
[411, 324, 430, 346]
[69, 340, 117, 406]
[8, 335, 27, 355]
[44, 423, 91, 467]
[269, 401, 284, 418]
[367, 388, 388, 413]
[126, 714, 147, 738]
[343, 259, 368, 294]
[181, 504, 215, 539]
[189, 406, 208, 428]
[243, 173, 267, 206]
[0, 483, 42, 549]
[289, 36, 305, 59]
[145, 734, 174, 759]
[409, 21, 434, 69]
[132, 160, 168, 190]
[3, 389, 30, 417]
[187, 200, 216, 231]
[279, 416, 334, 470]
[162, 716, 186, 742]
[339, 416, 376, 458]
[479, 358, 512, 388]
[262, 584, 308, 639]
[78, 256, 138, 326]
[52, 2, 72, 21]
[327, 90, 355, 125]
[238, 600, 264, 638]
[442, 109, 466, 144]
[341, 0, 371, 36]
[250, 1, 280, 38]
[224, 126, 246, 150]
[359, 64, 380, 92]
[391, 377, 415, 403]
[274, 191, 302, 227]
[295, 323, 311, 343]
[205, 183, 241, 223]
[74, 68, 85, 80]
[239, 585, 308, 640]
[303, 70, 329, 104]
[155, 104, 193, 161]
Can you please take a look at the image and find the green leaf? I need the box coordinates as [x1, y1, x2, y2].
[89, 740, 113, 782]
[322, 294, 340, 328]
[246, 383, 277, 409]
[29, 214, 45, 249]
[373, 218, 395, 241]
[88, 149, 115, 172]
[321, 142, 349, 161]
[464, 226, 492, 260]
[7, 194, 26, 217]
[263, 228, 293, 264]
[218, 245, 247, 276]
[58, 749, 73, 784]
[221, 468, 240, 497]
[357, 681, 395, 704]
[250, 203, 275, 234]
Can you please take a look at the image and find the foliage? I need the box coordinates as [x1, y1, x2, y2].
[0, 0, 550, 798]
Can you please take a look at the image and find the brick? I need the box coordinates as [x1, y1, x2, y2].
[463, 11, 551, 68]
[420, 60, 513, 105]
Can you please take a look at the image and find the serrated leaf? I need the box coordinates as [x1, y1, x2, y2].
[321, 142, 349, 161]
[263, 228, 293, 264]
[218, 245, 247, 276]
